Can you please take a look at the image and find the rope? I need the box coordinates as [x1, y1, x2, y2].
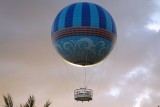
[84, 67, 87, 88]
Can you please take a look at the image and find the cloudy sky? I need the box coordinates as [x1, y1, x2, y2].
[0, 0, 160, 107]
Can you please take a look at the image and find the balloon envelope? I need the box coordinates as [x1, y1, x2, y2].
[51, 2, 117, 66]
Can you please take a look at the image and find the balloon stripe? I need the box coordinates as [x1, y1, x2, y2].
[53, 11, 62, 32]
[111, 17, 117, 36]
[89, 3, 99, 28]
[65, 4, 76, 28]
[102, 8, 113, 32]
[58, 6, 69, 30]
[82, 2, 90, 26]
[95, 5, 106, 29]
[73, 3, 82, 26]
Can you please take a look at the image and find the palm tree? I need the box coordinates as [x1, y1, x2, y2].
[43, 101, 51, 107]
[3, 94, 51, 107]
[3, 94, 13, 107]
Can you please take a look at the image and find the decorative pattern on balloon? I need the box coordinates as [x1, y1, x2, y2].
[54, 36, 113, 66]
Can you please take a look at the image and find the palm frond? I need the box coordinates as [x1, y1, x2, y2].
[24, 96, 35, 107]
[2, 94, 51, 107]
[20, 104, 23, 107]
[3, 94, 13, 107]
[43, 101, 51, 107]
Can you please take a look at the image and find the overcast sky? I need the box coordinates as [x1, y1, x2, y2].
[0, 0, 160, 107]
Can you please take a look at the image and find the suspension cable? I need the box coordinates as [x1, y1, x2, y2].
[84, 67, 87, 88]
[83, 54, 89, 88]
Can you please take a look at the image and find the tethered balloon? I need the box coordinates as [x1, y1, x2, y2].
[51, 2, 117, 67]
[51, 2, 117, 101]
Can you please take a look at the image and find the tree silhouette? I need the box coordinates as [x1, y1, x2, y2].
[3, 94, 51, 107]
[3, 94, 13, 107]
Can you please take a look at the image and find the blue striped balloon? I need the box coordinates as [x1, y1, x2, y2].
[51, 2, 117, 66]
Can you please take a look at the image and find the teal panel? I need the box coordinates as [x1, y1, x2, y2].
[73, 3, 82, 26]
[65, 4, 76, 28]
[58, 6, 69, 30]
[95, 4, 106, 29]
[102, 9, 112, 32]
[89, 3, 99, 28]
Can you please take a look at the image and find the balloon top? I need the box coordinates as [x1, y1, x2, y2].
[52, 2, 116, 36]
